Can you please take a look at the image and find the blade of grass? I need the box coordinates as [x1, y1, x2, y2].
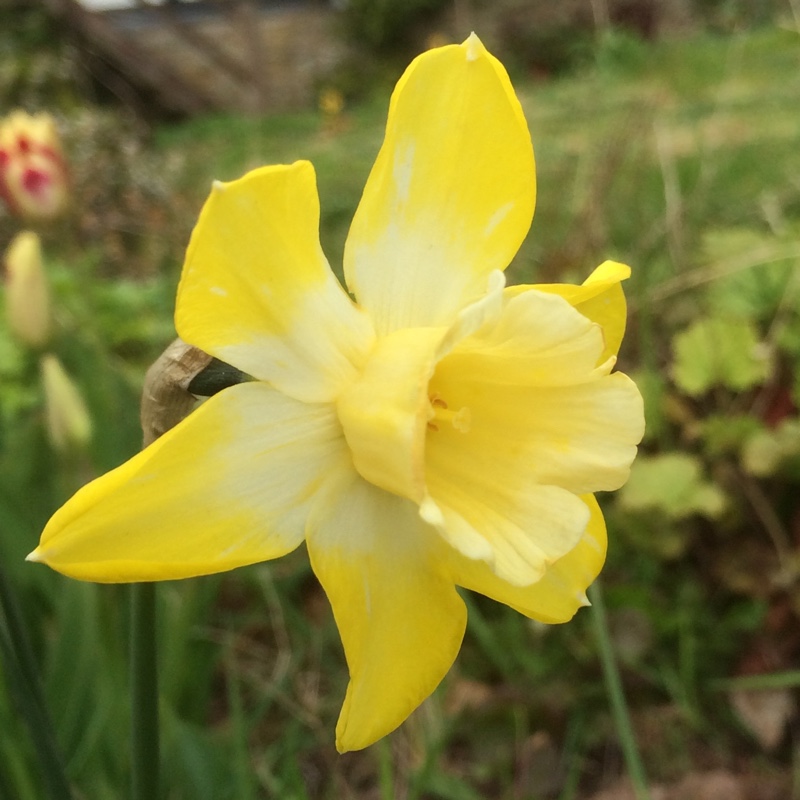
[226, 644, 258, 800]
[131, 582, 159, 800]
[0, 565, 73, 799]
[377, 737, 395, 800]
[587, 580, 650, 800]
[710, 671, 800, 691]
[0, 626, 74, 799]
[460, 593, 518, 678]
[0, 724, 40, 800]
[45, 582, 114, 770]
[558, 713, 586, 800]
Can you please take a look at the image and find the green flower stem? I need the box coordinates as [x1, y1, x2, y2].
[129, 341, 229, 798]
[587, 581, 650, 800]
[130, 582, 159, 800]
[0, 565, 73, 799]
[132, 338, 213, 800]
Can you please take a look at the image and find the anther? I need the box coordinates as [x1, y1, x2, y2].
[427, 394, 471, 434]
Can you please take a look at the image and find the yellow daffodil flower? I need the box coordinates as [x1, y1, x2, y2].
[29, 34, 644, 752]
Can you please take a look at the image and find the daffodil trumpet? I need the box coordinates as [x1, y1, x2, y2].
[29, 34, 644, 752]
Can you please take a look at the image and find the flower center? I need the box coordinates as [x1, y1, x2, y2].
[427, 393, 471, 433]
[337, 327, 447, 503]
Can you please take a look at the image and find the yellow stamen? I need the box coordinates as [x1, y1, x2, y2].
[427, 395, 471, 433]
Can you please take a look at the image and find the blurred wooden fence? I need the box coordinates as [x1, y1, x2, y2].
[37, 0, 342, 116]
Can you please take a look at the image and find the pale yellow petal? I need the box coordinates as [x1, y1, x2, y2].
[428, 347, 643, 502]
[505, 261, 631, 362]
[441, 289, 607, 388]
[344, 34, 535, 334]
[521, 373, 644, 492]
[447, 495, 607, 623]
[29, 384, 345, 582]
[306, 469, 466, 752]
[421, 481, 590, 587]
[421, 292, 643, 579]
[176, 162, 374, 404]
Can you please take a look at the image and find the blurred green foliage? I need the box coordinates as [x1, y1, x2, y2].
[0, 3, 80, 110]
[1, 13, 800, 800]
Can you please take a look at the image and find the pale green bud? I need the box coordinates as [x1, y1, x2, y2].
[4, 231, 51, 348]
[40, 354, 92, 451]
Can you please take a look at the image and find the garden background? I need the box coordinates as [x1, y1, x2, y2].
[2, 0, 800, 797]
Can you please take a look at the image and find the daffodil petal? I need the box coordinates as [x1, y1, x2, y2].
[29, 384, 344, 581]
[442, 289, 607, 388]
[422, 476, 590, 586]
[427, 344, 643, 506]
[443, 290, 643, 494]
[176, 162, 375, 403]
[418, 288, 640, 583]
[505, 261, 631, 362]
[447, 494, 606, 623]
[306, 469, 466, 752]
[344, 33, 535, 334]
[520, 373, 644, 493]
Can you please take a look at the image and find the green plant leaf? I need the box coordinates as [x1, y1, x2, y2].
[701, 414, 763, 458]
[672, 317, 770, 396]
[703, 227, 798, 322]
[741, 417, 800, 476]
[618, 452, 726, 520]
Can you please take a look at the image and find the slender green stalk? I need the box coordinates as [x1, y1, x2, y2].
[131, 339, 204, 800]
[588, 581, 650, 800]
[226, 650, 258, 800]
[710, 671, 800, 691]
[129, 341, 226, 798]
[376, 737, 394, 800]
[0, 565, 73, 799]
[558, 714, 586, 800]
[130, 582, 159, 800]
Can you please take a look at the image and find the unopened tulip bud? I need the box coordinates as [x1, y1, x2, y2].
[40, 354, 92, 451]
[4, 231, 51, 348]
[0, 111, 69, 221]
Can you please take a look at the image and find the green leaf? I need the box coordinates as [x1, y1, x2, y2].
[703, 227, 798, 321]
[618, 452, 726, 520]
[741, 417, 800, 476]
[672, 316, 770, 396]
[701, 414, 763, 458]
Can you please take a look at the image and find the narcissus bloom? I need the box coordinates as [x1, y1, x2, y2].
[0, 110, 69, 221]
[29, 35, 644, 752]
